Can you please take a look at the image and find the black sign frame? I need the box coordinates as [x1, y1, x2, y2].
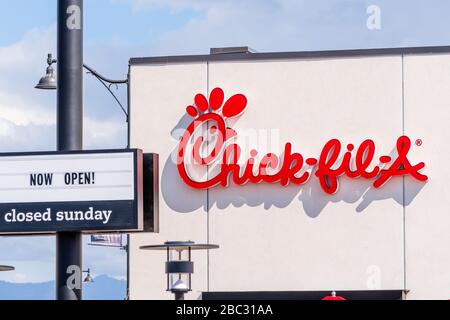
[0, 149, 158, 235]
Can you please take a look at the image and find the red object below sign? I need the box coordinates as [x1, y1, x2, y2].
[177, 88, 428, 194]
[322, 292, 347, 300]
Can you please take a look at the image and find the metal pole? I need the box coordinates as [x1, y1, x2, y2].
[126, 234, 130, 300]
[56, 0, 83, 300]
[174, 292, 185, 301]
[126, 74, 130, 300]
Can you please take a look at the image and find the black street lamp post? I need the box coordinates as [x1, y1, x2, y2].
[35, 0, 127, 300]
[55, 0, 84, 301]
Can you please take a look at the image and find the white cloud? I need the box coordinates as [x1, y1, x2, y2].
[12, 273, 28, 283]
[0, 260, 55, 284]
[0, 92, 55, 126]
[127, 0, 447, 56]
[0, 24, 129, 152]
[128, 0, 281, 12]
[126, 0, 371, 55]
[127, 0, 212, 11]
[0, 25, 57, 152]
[0, 25, 56, 71]
[84, 117, 128, 149]
[0, 118, 55, 152]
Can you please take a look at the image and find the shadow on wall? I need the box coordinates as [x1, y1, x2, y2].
[161, 115, 426, 218]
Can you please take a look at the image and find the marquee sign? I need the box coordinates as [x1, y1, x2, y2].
[0, 149, 144, 234]
[177, 88, 428, 194]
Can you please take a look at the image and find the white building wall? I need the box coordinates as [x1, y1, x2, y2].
[129, 52, 450, 300]
[129, 63, 209, 300]
[403, 54, 450, 300]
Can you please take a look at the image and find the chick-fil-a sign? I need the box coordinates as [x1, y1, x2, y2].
[177, 88, 428, 194]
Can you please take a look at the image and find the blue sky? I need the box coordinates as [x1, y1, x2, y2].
[1, 0, 450, 285]
[0, 0, 202, 47]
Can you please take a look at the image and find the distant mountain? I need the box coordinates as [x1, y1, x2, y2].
[0, 280, 54, 300]
[0, 275, 126, 300]
[84, 275, 127, 300]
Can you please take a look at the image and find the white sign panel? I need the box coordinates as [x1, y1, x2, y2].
[0, 152, 134, 203]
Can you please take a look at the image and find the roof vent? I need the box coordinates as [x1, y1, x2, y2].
[210, 46, 257, 55]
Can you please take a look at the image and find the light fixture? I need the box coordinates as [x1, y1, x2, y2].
[0, 265, 14, 272]
[83, 268, 94, 283]
[35, 53, 57, 90]
[140, 241, 219, 300]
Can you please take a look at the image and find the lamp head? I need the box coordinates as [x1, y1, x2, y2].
[35, 53, 57, 90]
[84, 274, 94, 283]
[83, 269, 94, 283]
[0, 265, 15, 272]
[170, 279, 189, 292]
[35, 65, 57, 90]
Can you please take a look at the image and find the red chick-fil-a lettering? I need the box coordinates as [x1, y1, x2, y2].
[177, 88, 428, 194]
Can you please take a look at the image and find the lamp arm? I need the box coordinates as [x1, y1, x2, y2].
[49, 57, 128, 84]
[82, 64, 128, 120]
[82, 63, 128, 84]
[88, 72, 129, 120]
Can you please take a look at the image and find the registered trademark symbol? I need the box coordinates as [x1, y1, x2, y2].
[415, 139, 423, 146]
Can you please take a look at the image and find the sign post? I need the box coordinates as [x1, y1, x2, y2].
[56, 0, 84, 300]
